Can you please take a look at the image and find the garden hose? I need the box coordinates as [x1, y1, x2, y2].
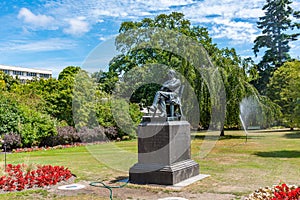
[89, 179, 129, 200]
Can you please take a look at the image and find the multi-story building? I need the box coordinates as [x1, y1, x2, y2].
[0, 64, 52, 82]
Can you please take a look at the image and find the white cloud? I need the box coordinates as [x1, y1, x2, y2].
[159, 0, 193, 6]
[235, 8, 264, 19]
[177, 0, 265, 43]
[17, 8, 57, 30]
[63, 17, 90, 36]
[210, 18, 259, 43]
[14, 0, 271, 49]
[1, 38, 76, 52]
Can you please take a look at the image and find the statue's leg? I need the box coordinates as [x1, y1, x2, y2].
[159, 96, 167, 117]
[149, 92, 160, 112]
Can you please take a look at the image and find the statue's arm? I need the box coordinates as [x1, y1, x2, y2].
[163, 79, 180, 90]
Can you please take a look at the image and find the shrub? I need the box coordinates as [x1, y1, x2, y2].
[0, 94, 20, 135]
[1, 132, 21, 151]
[77, 126, 107, 143]
[19, 104, 57, 147]
[104, 126, 118, 140]
[40, 125, 119, 147]
[40, 126, 79, 147]
[56, 126, 79, 144]
[96, 98, 142, 139]
[0, 92, 57, 148]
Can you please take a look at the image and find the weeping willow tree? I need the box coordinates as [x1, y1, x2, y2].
[99, 12, 280, 133]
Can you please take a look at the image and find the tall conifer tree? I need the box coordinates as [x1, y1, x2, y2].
[253, 0, 300, 93]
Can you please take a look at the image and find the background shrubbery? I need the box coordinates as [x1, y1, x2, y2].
[0, 67, 143, 151]
[0, 85, 140, 151]
[0, 93, 57, 148]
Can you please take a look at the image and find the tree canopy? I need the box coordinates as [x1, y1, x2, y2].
[267, 60, 300, 129]
[99, 12, 277, 133]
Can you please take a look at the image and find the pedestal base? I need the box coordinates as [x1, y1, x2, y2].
[129, 159, 199, 185]
[129, 118, 199, 185]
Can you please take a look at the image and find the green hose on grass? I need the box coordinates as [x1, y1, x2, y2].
[89, 179, 129, 200]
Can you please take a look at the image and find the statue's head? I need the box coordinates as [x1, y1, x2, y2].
[168, 69, 176, 79]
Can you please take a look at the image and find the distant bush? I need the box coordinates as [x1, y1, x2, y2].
[40, 126, 78, 147]
[18, 104, 57, 147]
[96, 99, 142, 139]
[77, 126, 107, 143]
[41, 125, 117, 147]
[104, 126, 118, 140]
[56, 126, 79, 144]
[1, 132, 21, 151]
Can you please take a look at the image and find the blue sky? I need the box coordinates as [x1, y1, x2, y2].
[0, 0, 299, 77]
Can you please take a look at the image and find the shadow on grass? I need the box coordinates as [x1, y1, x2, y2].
[254, 129, 296, 133]
[254, 150, 300, 158]
[192, 135, 263, 140]
[284, 132, 300, 139]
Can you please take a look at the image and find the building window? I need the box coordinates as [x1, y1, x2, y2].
[26, 72, 37, 77]
[1, 69, 10, 75]
[39, 73, 51, 78]
[13, 71, 24, 76]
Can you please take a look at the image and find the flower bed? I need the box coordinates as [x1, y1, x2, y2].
[245, 183, 300, 200]
[12, 143, 84, 153]
[8, 141, 108, 154]
[0, 164, 72, 192]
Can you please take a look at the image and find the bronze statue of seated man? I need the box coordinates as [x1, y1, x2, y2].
[149, 69, 181, 117]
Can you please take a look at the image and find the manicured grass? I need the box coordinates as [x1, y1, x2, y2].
[0, 129, 299, 199]
[190, 129, 300, 196]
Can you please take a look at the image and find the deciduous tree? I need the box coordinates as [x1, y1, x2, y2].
[267, 60, 300, 129]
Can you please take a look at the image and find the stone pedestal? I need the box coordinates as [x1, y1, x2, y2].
[129, 117, 199, 185]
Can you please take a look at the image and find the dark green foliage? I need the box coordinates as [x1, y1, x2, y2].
[267, 60, 300, 128]
[97, 98, 142, 139]
[17, 103, 57, 147]
[0, 94, 20, 134]
[0, 92, 57, 148]
[13, 70, 78, 126]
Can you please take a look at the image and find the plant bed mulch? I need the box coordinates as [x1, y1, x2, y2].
[0, 164, 75, 193]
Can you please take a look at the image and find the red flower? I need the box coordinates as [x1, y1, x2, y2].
[0, 164, 73, 192]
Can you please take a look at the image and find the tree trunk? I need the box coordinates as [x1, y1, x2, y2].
[220, 128, 225, 136]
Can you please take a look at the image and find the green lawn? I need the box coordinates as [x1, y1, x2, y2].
[0, 129, 299, 199]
